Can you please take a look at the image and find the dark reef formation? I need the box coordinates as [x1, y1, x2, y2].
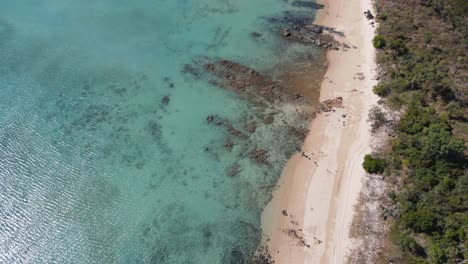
[265, 10, 346, 49]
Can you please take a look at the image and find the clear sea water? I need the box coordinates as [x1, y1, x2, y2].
[0, 1, 322, 263]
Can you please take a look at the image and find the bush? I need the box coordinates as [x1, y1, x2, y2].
[373, 83, 391, 97]
[423, 32, 433, 44]
[362, 154, 386, 174]
[373, 34, 386, 49]
[399, 233, 426, 256]
[400, 208, 436, 233]
[446, 102, 463, 119]
[389, 38, 408, 55]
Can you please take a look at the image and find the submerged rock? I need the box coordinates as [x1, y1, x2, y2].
[249, 149, 268, 163]
[161, 95, 170, 106]
[292, 1, 325, 9]
[226, 163, 241, 177]
[262, 115, 275, 125]
[244, 122, 257, 133]
[207, 115, 215, 123]
[250, 32, 262, 38]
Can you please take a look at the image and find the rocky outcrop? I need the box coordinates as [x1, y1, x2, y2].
[249, 149, 268, 163]
[315, 97, 344, 113]
[196, 58, 308, 104]
[292, 1, 325, 9]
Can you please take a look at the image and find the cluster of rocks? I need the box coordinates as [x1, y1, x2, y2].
[280, 23, 343, 50]
[249, 149, 269, 164]
[314, 96, 343, 114]
[249, 246, 275, 264]
[206, 115, 249, 139]
[285, 228, 310, 248]
[206, 114, 272, 173]
[195, 58, 309, 105]
[364, 10, 374, 20]
[291, 1, 325, 9]
[301, 151, 312, 160]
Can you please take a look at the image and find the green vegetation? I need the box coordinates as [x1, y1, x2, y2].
[363, 154, 386, 174]
[372, 34, 386, 49]
[367, 0, 467, 262]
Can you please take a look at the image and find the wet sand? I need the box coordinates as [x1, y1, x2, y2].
[261, 0, 379, 262]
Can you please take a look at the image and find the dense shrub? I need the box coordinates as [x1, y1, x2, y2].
[389, 37, 408, 55]
[373, 83, 391, 97]
[372, 34, 386, 49]
[362, 154, 386, 174]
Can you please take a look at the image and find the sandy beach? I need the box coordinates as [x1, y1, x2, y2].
[261, 0, 379, 262]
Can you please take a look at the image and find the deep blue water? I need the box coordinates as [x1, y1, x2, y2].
[0, 1, 323, 263]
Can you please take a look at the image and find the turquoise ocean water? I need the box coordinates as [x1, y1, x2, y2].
[0, 1, 322, 263]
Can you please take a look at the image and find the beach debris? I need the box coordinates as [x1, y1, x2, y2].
[355, 72, 365, 80]
[301, 151, 312, 160]
[226, 163, 241, 177]
[227, 125, 248, 139]
[313, 236, 323, 244]
[282, 210, 288, 216]
[364, 10, 374, 20]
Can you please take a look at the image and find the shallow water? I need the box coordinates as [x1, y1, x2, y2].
[0, 1, 323, 263]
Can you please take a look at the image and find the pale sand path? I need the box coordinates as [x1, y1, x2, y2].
[261, 0, 379, 263]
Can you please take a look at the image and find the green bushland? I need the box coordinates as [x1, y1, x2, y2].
[368, 0, 467, 263]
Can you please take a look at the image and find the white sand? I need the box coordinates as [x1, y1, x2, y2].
[261, 0, 379, 262]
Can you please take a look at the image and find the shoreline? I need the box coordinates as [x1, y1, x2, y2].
[261, 0, 379, 262]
